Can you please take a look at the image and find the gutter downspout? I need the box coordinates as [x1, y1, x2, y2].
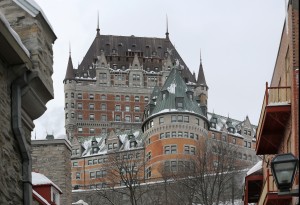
[12, 72, 32, 205]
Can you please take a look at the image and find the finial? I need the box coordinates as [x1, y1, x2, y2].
[96, 11, 100, 33]
[200, 49, 202, 64]
[69, 42, 71, 57]
[165, 14, 169, 39]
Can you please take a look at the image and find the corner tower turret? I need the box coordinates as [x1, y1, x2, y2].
[142, 65, 209, 180]
[63, 50, 76, 140]
[194, 53, 208, 116]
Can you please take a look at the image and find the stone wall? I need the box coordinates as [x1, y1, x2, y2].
[32, 139, 72, 205]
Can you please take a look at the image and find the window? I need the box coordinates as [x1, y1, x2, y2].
[178, 115, 183, 122]
[71, 103, 74, 108]
[88, 160, 93, 165]
[113, 143, 118, 149]
[184, 132, 188, 138]
[72, 149, 79, 155]
[125, 116, 131, 122]
[159, 117, 164, 124]
[244, 141, 248, 147]
[90, 128, 95, 134]
[146, 152, 151, 161]
[130, 141, 136, 148]
[108, 143, 113, 150]
[89, 114, 95, 121]
[184, 116, 189, 123]
[78, 127, 83, 133]
[101, 103, 106, 110]
[101, 94, 106, 100]
[65, 93, 68, 98]
[89, 94, 94, 99]
[222, 135, 226, 141]
[134, 96, 140, 102]
[134, 106, 140, 112]
[145, 96, 149, 102]
[125, 105, 130, 112]
[172, 132, 176, 138]
[134, 116, 140, 122]
[65, 113, 68, 119]
[73, 162, 78, 167]
[244, 130, 247, 135]
[89, 103, 95, 110]
[248, 142, 251, 148]
[65, 103, 68, 108]
[248, 131, 251, 136]
[76, 172, 80, 179]
[115, 115, 121, 122]
[212, 133, 215, 139]
[164, 145, 177, 154]
[70, 113, 74, 119]
[77, 103, 82, 110]
[184, 145, 190, 154]
[232, 138, 236, 144]
[100, 73, 107, 79]
[125, 96, 130, 101]
[115, 105, 121, 111]
[190, 146, 195, 155]
[146, 167, 151, 179]
[189, 133, 194, 139]
[164, 146, 170, 154]
[90, 172, 95, 179]
[160, 133, 165, 139]
[101, 115, 107, 121]
[178, 132, 183, 138]
[77, 93, 82, 99]
[171, 145, 177, 153]
[115, 95, 121, 101]
[71, 93, 74, 98]
[166, 132, 170, 138]
[171, 115, 177, 122]
[196, 118, 200, 125]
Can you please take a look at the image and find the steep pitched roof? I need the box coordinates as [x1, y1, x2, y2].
[149, 66, 204, 117]
[64, 54, 75, 81]
[197, 61, 207, 86]
[76, 32, 195, 82]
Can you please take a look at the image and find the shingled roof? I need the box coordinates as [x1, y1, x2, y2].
[197, 61, 207, 86]
[74, 31, 195, 82]
[64, 54, 75, 81]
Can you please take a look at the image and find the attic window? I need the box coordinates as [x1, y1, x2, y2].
[130, 141, 136, 148]
[175, 97, 184, 109]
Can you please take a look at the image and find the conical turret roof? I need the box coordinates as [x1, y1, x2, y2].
[64, 54, 75, 81]
[197, 61, 207, 86]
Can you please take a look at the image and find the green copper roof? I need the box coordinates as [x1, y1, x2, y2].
[149, 66, 205, 117]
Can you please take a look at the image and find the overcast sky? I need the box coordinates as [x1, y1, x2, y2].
[32, 0, 286, 139]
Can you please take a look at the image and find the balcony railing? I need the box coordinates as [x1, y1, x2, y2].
[256, 82, 291, 154]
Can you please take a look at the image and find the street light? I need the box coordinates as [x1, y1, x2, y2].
[271, 153, 299, 196]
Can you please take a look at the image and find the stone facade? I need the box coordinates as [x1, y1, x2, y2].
[32, 138, 72, 205]
[0, 1, 56, 204]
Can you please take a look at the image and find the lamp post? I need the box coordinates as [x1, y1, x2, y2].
[271, 153, 299, 196]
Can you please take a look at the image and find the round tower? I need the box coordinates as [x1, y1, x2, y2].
[142, 66, 209, 180]
[63, 51, 77, 140]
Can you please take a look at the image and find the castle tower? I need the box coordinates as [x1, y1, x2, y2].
[63, 50, 76, 140]
[142, 65, 209, 180]
[194, 53, 208, 116]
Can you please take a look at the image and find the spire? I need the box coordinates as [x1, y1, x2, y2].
[64, 47, 75, 82]
[165, 14, 169, 40]
[197, 50, 207, 86]
[96, 11, 100, 35]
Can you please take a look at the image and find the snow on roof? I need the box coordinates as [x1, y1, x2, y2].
[13, 0, 54, 32]
[246, 160, 262, 176]
[32, 172, 62, 193]
[167, 83, 176, 94]
[0, 12, 30, 57]
[268, 101, 290, 106]
[32, 190, 51, 205]
[72, 199, 89, 205]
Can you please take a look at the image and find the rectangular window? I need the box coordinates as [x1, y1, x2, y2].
[77, 93, 82, 99]
[134, 106, 140, 112]
[78, 127, 83, 133]
[244, 141, 248, 147]
[89, 94, 94, 99]
[159, 117, 164, 124]
[166, 132, 170, 138]
[88, 160, 92, 165]
[171, 145, 177, 153]
[89, 114, 95, 121]
[184, 116, 189, 123]
[190, 146, 195, 155]
[125, 116, 131, 122]
[89, 103, 95, 110]
[73, 162, 78, 167]
[76, 172, 80, 179]
[178, 132, 183, 138]
[145, 96, 149, 102]
[101, 103, 106, 110]
[125, 96, 130, 101]
[196, 118, 200, 125]
[248, 142, 251, 148]
[184, 132, 188, 138]
[101, 95, 106, 100]
[146, 167, 151, 179]
[101, 115, 107, 121]
[99, 73, 107, 79]
[177, 115, 183, 122]
[135, 96, 140, 102]
[90, 128, 95, 134]
[115, 105, 121, 111]
[115, 115, 121, 122]
[90, 172, 95, 179]
[77, 103, 82, 110]
[233, 138, 236, 144]
[171, 115, 177, 122]
[172, 132, 176, 138]
[115, 95, 121, 101]
[125, 105, 130, 112]
[160, 133, 165, 139]
[184, 145, 190, 154]
[134, 116, 140, 122]
[164, 146, 170, 154]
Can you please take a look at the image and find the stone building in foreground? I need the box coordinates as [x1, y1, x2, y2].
[0, 0, 56, 204]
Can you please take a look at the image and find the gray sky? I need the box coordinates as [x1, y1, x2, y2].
[32, 0, 285, 139]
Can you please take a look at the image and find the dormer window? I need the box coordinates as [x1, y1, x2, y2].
[175, 97, 184, 109]
[211, 122, 216, 128]
[130, 141, 136, 148]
